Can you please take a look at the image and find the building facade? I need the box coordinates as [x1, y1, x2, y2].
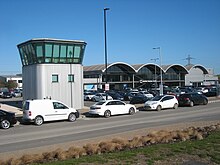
[17, 38, 87, 109]
[0, 75, 22, 88]
[83, 62, 218, 90]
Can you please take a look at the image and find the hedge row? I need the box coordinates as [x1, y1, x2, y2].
[1, 123, 220, 165]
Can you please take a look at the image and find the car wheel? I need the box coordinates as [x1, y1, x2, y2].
[68, 113, 76, 122]
[203, 99, 208, 105]
[173, 103, 178, 109]
[34, 116, 44, 126]
[189, 101, 194, 107]
[1, 119, 10, 129]
[156, 105, 162, 111]
[104, 110, 111, 118]
[129, 107, 135, 115]
[92, 98, 96, 102]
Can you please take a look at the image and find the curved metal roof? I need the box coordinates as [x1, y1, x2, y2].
[102, 62, 136, 73]
[135, 63, 164, 73]
[185, 64, 209, 74]
[163, 64, 189, 74]
[83, 63, 209, 74]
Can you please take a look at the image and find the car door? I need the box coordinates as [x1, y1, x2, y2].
[105, 101, 116, 115]
[106, 101, 125, 115]
[197, 94, 205, 104]
[192, 93, 200, 104]
[161, 96, 173, 109]
[115, 101, 127, 114]
[52, 102, 69, 120]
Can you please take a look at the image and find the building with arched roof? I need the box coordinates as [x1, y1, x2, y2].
[83, 62, 218, 90]
[185, 64, 217, 86]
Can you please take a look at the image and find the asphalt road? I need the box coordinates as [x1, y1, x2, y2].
[0, 101, 220, 159]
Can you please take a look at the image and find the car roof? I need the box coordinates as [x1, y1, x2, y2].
[26, 99, 60, 102]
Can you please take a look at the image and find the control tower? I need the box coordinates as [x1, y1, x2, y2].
[17, 38, 87, 109]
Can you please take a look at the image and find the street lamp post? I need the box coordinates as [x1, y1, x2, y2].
[153, 47, 163, 95]
[104, 8, 110, 99]
[151, 58, 159, 91]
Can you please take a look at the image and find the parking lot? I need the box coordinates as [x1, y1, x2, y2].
[0, 95, 220, 118]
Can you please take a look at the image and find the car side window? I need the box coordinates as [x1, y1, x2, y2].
[106, 101, 115, 106]
[162, 96, 173, 101]
[116, 101, 125, 105]
[162, 96, 168, 101]
[53, 102, 68, 109]
[167, 96, 174, 100]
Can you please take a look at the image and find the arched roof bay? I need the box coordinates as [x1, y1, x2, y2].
[102, 62, 136, 73]
[185, 64, 209, 74]
[83, 63, 209, 75]
[133, 63, 164, 74]
[163, 64, 188, 74]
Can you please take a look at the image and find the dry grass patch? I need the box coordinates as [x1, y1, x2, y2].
[1, 123, 220, 165]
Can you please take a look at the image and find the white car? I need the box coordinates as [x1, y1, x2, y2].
[22, 99, 79, 125]
[139, 91, 154, 99]
[84, 92, 96, 101]
[89, 100, 137, 118]
[144, 95, 178, 111]
[92, 93, 113, 102]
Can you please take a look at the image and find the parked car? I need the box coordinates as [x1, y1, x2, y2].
[0, 110, 17, 129]
[22, 99, 79, 126]
[89, 100, 137, 118]
[178, 93, 208, 107]
[84, 91, 96, 101]
[204, 87, 218, 97]
[12, 91, 22, 97]
[130, 94, 151, 104]
[138, 91, 154, 99]
[107, 92, 124, 100]
[144, 95, 178, 111]
[124, 91, 139, 101]
[92, 93, 113, 102]
[1, 92, 12, 99]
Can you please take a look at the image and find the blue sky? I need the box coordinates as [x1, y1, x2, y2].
[0, 0, 220, 75]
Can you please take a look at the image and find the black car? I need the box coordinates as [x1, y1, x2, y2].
[124, 92, 139, 101]
[130, 94, 151, 104]
[1, 92, 12, 99]
[178, 93, 208, 107]
[107, 92, 124, 101]
[0, 110, 17, 129]
[204, 87, 218, 97]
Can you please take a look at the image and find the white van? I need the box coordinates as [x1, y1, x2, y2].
[22, 99, 79, 126]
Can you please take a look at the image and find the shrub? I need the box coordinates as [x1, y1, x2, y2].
[66, 146, 86, 159]
[99, 141, 116, 153]
[83, 144, 101, 155]
[111, 138, 128, 150]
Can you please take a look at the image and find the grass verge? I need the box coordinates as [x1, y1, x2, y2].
[33, 130, 220, 165]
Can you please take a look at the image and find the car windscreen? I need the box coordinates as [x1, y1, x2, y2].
[151, 95, 163, 101]
[95, 102, 105, 105]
